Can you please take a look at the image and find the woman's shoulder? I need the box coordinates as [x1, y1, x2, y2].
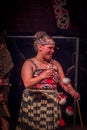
[24, 57, 35, 63]
[51, 59, 62, 71]
[52, 59, 61, 66]
[22, 58, 34, 67]
[23, 57, 38, 69]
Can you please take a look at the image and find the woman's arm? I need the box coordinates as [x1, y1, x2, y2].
[21, 60, 54, 88]
[54, 60, 80, 100]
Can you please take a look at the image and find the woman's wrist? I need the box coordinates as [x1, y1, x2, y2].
[67, 84, 75, 96]
[70, 90, 75, 97]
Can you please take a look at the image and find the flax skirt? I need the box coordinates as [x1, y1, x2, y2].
[16, 89, 61, 130]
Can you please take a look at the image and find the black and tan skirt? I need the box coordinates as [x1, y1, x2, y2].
[16, 89, 61, 130]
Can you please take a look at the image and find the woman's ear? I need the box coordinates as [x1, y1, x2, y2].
[38, 44, 43, 51]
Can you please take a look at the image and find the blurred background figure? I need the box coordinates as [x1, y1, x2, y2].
[0, 30, 14, 130]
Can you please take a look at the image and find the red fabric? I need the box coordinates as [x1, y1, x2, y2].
[59, 118, 65, 126]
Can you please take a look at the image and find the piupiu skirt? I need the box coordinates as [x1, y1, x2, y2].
[16, 89, 61, 130]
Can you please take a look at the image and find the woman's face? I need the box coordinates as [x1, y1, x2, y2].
[39, 39, 55, 61]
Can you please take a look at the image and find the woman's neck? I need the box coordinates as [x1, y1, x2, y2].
[35, 55, 52, 64]
[35, 55, 53, 69]
[35, 56, 46, 64]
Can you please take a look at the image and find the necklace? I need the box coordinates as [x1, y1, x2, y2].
[35, 57, 52, 69]
[35, 57, 48, 64]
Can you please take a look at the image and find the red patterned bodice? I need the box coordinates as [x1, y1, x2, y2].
[33, 68, 59, 89]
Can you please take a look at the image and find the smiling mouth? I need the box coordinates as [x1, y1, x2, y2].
[48, 55, 52, 59]
[49, 54, 53, 56]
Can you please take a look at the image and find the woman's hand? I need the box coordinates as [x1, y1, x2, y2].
[65, 83, 80, 101]
[41, 69, 53, 79]
[71, 90, 80, 100]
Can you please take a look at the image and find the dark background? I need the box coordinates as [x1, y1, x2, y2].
[0, 0, 87, 128]
[0, 0, 87, 37]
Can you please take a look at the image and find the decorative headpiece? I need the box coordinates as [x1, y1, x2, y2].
[33, 31, 55, 51]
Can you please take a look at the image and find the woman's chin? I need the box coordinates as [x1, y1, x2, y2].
[46, 57, 52, 61]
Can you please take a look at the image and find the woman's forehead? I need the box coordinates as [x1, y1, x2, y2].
[43, 38, 55, 45]
[43, 44, 55, 47]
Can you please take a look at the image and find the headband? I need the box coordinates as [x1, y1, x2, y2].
[39, 38, 55, 45]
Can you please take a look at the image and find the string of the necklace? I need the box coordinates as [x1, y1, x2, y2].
[35, 57, 53, 69]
